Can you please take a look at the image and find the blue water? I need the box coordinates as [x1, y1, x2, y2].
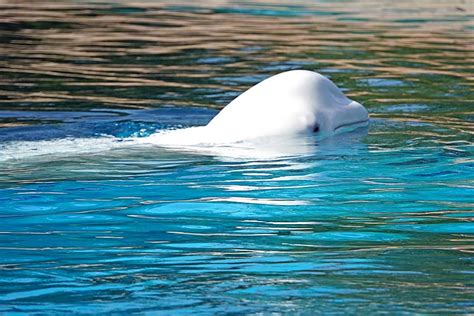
[1, 0, 473, 314]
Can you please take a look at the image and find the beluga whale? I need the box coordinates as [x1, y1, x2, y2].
[0, 70, 369, 162]
[148, 70, 369, 147]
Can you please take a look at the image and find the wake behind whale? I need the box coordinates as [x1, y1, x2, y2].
[0, 70, 369, 161]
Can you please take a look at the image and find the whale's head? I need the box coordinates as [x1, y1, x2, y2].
[206, 70, 369, 142]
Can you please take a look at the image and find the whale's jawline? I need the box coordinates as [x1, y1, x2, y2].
[333, 119, 369, 133]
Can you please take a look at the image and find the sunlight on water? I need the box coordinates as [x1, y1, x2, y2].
[0, 0, 473, 314]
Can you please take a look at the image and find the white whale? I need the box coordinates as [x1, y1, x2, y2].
[0, 70, 369, 162]
[149, 70, 368, 147]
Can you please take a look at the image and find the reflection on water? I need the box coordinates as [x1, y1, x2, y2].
[0, 0, 473, 314]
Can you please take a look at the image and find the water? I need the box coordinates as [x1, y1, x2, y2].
[1, 0, 473, 314]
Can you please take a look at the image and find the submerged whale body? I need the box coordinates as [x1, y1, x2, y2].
[151, 70, 368, 146]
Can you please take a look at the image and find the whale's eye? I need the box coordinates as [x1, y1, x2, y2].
[313, 124, 320, 133]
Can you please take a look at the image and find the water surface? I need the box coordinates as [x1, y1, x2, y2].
[0, 0, 473, 314]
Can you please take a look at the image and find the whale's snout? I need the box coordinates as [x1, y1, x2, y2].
[331, 100, 369, 134]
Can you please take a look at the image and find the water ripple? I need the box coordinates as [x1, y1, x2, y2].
[0, 0, 473, 314]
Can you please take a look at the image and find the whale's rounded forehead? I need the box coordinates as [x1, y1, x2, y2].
[258, 70, 341, 98]
[263, 69, 330, 87]
[270, 69, 327, 80]
[253, 70, 348, 109]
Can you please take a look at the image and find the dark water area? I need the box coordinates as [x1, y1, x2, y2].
[0, 0, 473, 314]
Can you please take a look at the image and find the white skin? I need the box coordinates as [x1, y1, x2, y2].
[149, 70, 369, 146]
[0, 71, 368, 161]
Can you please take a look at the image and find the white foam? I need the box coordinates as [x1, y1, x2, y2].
[0, 129, 319, 163]
[0, 136, 134, 162]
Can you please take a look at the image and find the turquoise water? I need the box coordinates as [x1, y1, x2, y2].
[1, 0, 473, 314]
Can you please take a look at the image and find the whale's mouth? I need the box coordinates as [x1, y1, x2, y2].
[333, 119, 369, 133]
